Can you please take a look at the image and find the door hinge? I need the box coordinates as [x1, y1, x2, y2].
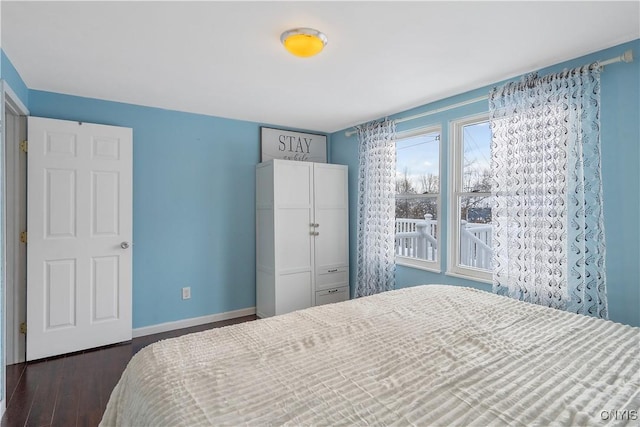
[20, 322, 27, 335]
[19, 140, 28, 153]
[20, 231, 27, 244]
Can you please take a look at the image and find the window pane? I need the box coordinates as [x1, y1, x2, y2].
[396, 132, 440, 195]
[462, 122, 491, 193]
[395, 197, 438, 261]
[458, 195, 493, 270]
[396, 195, 438, 220]
[395, 131, 440, 262]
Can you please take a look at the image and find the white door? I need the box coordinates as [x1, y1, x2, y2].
[313, 164, 349, 271]
[26, 117, 133, 361]
[274, 160, 314, 314]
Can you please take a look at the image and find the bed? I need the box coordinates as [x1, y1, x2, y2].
[100, 285, 639, 426]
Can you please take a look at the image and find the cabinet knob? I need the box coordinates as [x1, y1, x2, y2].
[310, 231, 320, 236]
[310, 223, 319, 227]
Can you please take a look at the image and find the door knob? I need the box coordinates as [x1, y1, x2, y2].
[120, 241, 130, 249]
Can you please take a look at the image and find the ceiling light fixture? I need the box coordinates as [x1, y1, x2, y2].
[280, 28, 328, 58]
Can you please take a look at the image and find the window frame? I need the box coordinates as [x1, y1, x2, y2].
[447, 113, 492, 283]
[394, 125, 442, 273]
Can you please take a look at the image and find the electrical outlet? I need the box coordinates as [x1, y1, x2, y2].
[182, 286, 191, 300]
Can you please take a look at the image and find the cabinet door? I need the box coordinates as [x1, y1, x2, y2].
[313, 164, 349, 274]
[274, 161, 314, 312]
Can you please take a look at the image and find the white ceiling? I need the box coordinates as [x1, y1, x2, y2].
[2, 1, 639, 133]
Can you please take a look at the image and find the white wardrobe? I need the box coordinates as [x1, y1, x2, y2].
[256, 159, 349, 318]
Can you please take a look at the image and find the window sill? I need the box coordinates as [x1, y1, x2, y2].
[396, 257, 441, 273]
[445, 270, 492, 285]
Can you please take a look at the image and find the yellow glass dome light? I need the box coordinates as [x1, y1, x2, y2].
[281, 28, 328, 58]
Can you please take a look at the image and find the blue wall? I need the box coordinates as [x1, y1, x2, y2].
[26, 92, 326, 328]
[4, 46, 331, 330]
[1, 50, 29, 107]
[330, 40, 640, 327]
[28, 93, 260, 327]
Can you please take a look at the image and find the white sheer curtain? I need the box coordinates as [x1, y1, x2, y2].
[489, 64, 608, 318]
[355, 119, 397, 297]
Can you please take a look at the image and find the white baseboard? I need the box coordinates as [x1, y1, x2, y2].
[132, 307, 256, 338]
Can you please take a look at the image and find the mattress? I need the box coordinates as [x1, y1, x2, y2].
[100, 285, 639, 426]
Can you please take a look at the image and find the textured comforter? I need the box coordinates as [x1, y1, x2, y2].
[100, 285, 640, 426]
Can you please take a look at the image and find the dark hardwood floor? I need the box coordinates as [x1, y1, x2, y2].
[1, 315, 257, 427]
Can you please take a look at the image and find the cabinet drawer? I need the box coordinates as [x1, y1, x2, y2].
[316, 266, 348, 290]
[315, 286, 349, 306]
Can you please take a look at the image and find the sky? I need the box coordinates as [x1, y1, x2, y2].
[396, 131, 440, 185]
[463, 121, 491, 175]
[396, 121, 491, 192]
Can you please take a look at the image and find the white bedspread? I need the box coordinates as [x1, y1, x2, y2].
[101, 285, 640, 426]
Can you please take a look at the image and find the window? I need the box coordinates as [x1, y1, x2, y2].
[395, 127, 441, 271]
[449, 114, 493, 282]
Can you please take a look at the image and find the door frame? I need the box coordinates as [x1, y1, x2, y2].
[3, 82, 28, 365]
[1, 80, 29, 413]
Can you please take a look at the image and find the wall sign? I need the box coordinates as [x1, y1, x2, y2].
[260, 127, 327, 163]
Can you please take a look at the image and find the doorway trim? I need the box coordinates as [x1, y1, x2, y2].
[1, 79, 29, 415]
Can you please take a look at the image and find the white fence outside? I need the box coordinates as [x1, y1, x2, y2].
[395, 215, 492, 269]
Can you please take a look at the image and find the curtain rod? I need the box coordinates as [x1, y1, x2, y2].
[345, 49, 634, 137]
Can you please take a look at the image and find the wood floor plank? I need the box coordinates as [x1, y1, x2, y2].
[5, 363, 26, 405]
[74, 350, 104, 427]
[1, 361, 43, 427]
[97, 344, 132, 414]
[24, 358, 66, 427]
[50, 352, 85, 427]
[2, 388, 35, 427]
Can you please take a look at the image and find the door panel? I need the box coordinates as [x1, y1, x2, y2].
[313, 164, 349, 270]
[45, 259, 76, 329]
[27, 117, 133, 361]
[276, 209, 313, 273]
[276, 272, 312, 314]
[92, 171, 120, 236]
[46, 169, 77, 237]
[314, 208, 348, 267]
[276, 162, 312, 206]
[273, 161, 314, 313]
